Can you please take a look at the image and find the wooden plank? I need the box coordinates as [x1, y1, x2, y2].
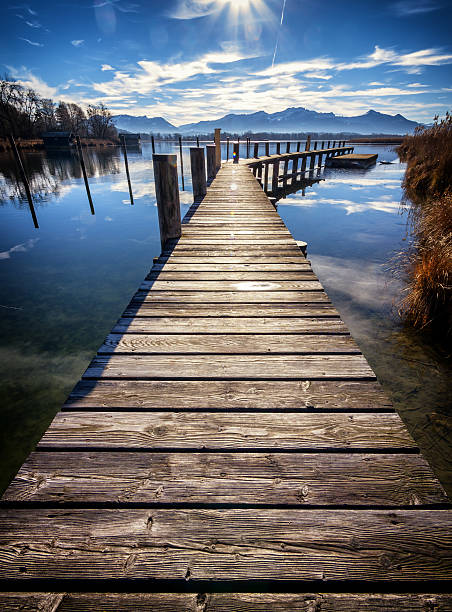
[4, 593, 451, 612]
[160, 256, 309, 263]
[38, 412, 414, 449]
[5, 452, 445, 506]
[147, 271, 317, 280]
[139, 280, 323, 291]
[1, 509, 450, 581]
[132, 291, 330, 303]
[152, 263, 312, 271]
[82, 354, 375, 379]
[65, 380, 393, 411]
[98, 333, 358, 354]
[123, 304, 340, 317]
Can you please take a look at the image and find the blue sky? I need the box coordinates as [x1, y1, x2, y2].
[3, 0, 452, 125]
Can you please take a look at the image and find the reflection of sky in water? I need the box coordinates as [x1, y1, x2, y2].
[0, 142, 451, 497]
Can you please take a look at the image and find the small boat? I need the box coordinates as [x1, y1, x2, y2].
[379, 161, 394, 165]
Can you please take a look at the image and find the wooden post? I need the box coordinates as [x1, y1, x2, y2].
[75, 135, 95, 215]
[226, 137, 230, 161]
[257, 162, 263, 185]
[286, 142, 290, 153]
[305, 135, 311, 151]
[121, 135, 134, 205]
[190, 147, 207, 200]
[151, 135, 155, 154]
[291, 155, 299, 181]
[276, 142, 280, 155]
[254, 142, 259, 158]
[214, 128, 221, 171]
[178, 135, 185, 190]
[206, 144, 216, 178]
[318, 153, 323, 169]
[153, 153, 181, 250]
[265, 141, 269, 157]
[300, 153, 307, 174]
[309, 152, 316, 171]
[327, 140, 331, 149]
[313, 141, 318, 150]
[264, 160, 269, 191]
[196, 136, 199, 147]
[296, 141, 301, 152]
[246, 137, 250, 159]
[321, 141, 325, 149]
[8, 134, 39, 228]
[271, 159, 280, 193]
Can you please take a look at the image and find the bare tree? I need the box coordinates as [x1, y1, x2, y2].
[87, 103, 117, 139]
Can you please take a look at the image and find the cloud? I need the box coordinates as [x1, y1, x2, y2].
[101, 64, 114, 71]
[0, 238, 39, 261]
[71, 39, 84, 47]
[18, 37, 43, 47]
[7, 67, 58, 98]
[392, 1, 443, 16]
[168, 0, 221, 19]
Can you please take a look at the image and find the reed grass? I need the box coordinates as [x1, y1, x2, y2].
[396, 114, 452, 339]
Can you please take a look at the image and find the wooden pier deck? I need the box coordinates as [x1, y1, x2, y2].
[1, 162, 451, 610]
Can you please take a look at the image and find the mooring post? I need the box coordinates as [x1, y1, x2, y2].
[75, 135, 95, 215]
[305, 135, 311, 151]
[121, 134, 134, 205]
[153, 154, 181, 250]
[151, 135, 155, 154]
[178, 135, 185, 190]
[8, 134, 39, 228]
[233, 142, 240, 164]
[190, 147, 207, 200]
[271, 159, 280, 194]
[214, 128, 221, 171]
[254, 142, 259, 158]
[206, 144, 217, 178]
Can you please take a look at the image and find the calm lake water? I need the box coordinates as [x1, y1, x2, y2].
[0, 141, 450, 496]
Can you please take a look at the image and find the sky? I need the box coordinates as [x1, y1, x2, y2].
[2, 0, 452, 126]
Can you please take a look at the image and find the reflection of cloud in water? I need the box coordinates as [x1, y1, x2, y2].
[179, 191, 194, 205]
[281, 196, 400, 214]
[310, 254, 402, 312]
[0, 238, 39, 261]
[320, 177, 401, 189]
[104, 216, 113, 222]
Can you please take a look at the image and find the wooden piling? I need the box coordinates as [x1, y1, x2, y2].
[207, 144, 217, 178]
[305, 135, 311, 151]
[7, 134, 39, 228]
[214, 128, 221, 171]
[271, 159, 279, 193]
[227, 137, 230, 161]
[232, 142, 240, 164]
[265, 141, 270, 157]
[121, 135, 134, 206]
[276, 142, 281, 155]
[190, 147, 207, 200]
[254, 142, 259, 158]
[196, 136, 199, 147]
[75, 135, 95, 215]
[153, 153, 181, 250]
[151, 135, 155, 154]
[178, 135, 185, 190]
[264, 160, 269, 191]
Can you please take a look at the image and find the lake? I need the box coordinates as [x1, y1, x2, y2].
[0, 140, 450, 496]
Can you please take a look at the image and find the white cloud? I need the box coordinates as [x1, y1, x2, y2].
[7, 66, 58, 98]
[392, 1, 443, 16]
[101, 64, 114, 71]
[168, 0, 221, 19]
[18, 37, 43, 47]
[71, 39, 84, 47]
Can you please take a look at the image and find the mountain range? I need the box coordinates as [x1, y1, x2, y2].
[112, 107, 422, 135]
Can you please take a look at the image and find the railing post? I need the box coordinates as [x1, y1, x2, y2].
[153, 154, 181, 250]
[206, 144, 216, 178]
[264, 160, 269, 191]
[291, 155, 299, 181]
[296, 141, 301, 152]
[301, 153, 307, 174]
[226, 137, 230, 161]
[254, 142, 259, 158]
[276, 142, 280, 155]
[232, 141, 240, 164]
[309, 152, 316, 171]
[214, 128, 221, 171]
[265, 141, 269, 157]
[286, 142, 290, 153]
[190, 147, 207, 200]
[305, 135, 311, 151]
[321, 141, 325, 149]
[151, 135, 155, 154]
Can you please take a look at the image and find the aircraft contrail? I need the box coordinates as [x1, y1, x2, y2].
[271, 0, 286, 68]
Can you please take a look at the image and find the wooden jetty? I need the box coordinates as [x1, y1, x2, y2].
[1, 151, 451, 610]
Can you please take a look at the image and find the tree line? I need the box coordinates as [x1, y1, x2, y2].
[0, 76, 117, 140]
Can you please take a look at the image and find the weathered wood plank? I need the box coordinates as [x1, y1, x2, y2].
[139, 280, 323, 292]
[158, 256, 308, 263]
[132, 291, 330, 303]
[4, 593, 451, 612]
[38, 412, 414, 449]
[65, 380, 393, 411]
[1, 509, 450, 580]
[147, 271, 317, 281]
[5, 452, 445, 506]
[99, 333, 359, 354]
[82, 354, 374, 379]
[123, 304, 340, 318]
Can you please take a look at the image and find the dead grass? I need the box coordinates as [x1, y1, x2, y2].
[396, 114, 452, 339]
